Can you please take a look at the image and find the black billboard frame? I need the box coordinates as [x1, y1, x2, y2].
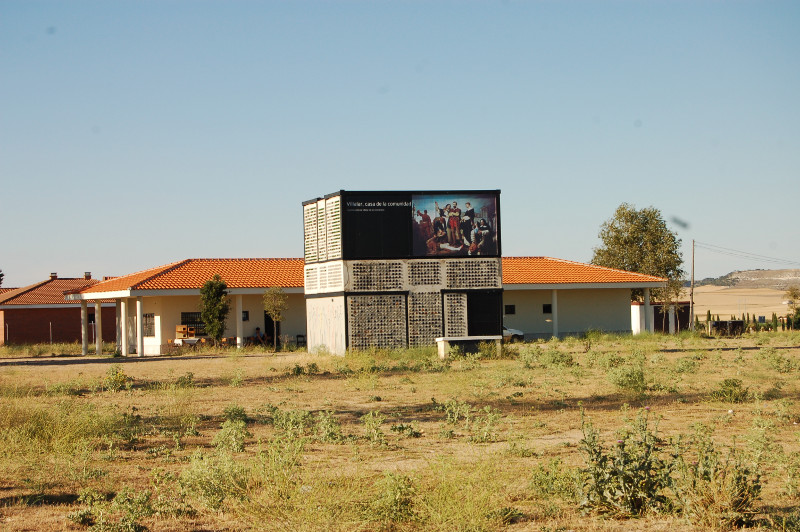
[305, 190, 502, 263]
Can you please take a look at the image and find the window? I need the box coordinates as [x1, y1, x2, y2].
[143, 313, 155, 337]
[242, 310, 249, 322]
[88, 313, 95, 324]
[543, 304, 552, 314]
[180, 312, 206, 336]
[504, 304, 516, 315]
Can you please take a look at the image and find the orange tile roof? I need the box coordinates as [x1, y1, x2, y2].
[69, 257, 664, 300]
[78, 258, 305, 294]
[502, 257, 667, 285]
[0, 278, 101, 306]
[71, 256, 662, 296]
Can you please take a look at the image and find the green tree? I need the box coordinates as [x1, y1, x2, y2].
[591, 203, 685, 303]
[785, 285, 800, 331]
[200, 274, 230, 345]
[263, 286, 289, 352]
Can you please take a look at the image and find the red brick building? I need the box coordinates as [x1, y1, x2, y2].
[0, 273, 116, 345]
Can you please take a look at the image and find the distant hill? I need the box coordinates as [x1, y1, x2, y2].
[696, 269, 800, 290]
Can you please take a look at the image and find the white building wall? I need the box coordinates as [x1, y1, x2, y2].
[503, 288, 633, 338]
[558, 288, 632, 334]
[306, 296, 346, 355]
[630, 303, 656, 334]
[131, 293, 307, 355]
[502, 290, 554, 337]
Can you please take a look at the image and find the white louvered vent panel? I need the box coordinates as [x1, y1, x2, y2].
[408, 292, 442, 346]
[304, 267, 319, 292]
[445, 259, 501, 289]
[318, 264, 328, 291]
[444, 293, 468, 337]
[326, 262, 343, 291]
[347, 295, 407, 350]
[325, 196, 342, 260]
[351, 262, 404, 291]
[316, 201, 327, 262]
[303, 204, 318, 263]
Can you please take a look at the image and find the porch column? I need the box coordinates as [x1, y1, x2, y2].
[80, 300, 88, 356]
[668, 305, 676, 334]
[120, 298, 129, 357]
[643, 288, 652, 333]
[235, 294, 243, 348]
[115, 299, 122, 354]
[551, 289, 559, 339]
[136, 296, 144, 357]
[95, 301, 103, 355]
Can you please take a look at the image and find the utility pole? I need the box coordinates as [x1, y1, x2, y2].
[690, 239, 695, 332]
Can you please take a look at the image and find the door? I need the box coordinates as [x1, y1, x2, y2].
[264, 311, 281, 346]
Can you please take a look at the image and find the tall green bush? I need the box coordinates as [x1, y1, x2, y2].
[199, 274, 230, 345]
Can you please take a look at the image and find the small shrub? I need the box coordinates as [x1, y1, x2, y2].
[519, 345, 542, 369]
[486, 506, 524, 525]
[599, 352, 625, 370]
[391, 422, 422, 438]
[710, 379, 752, 403]
[579, 408, 673, 517]
[174, 372, 195, 388]
[68, 486, 154, 532]
[437, 398, 473, 428]
[222, 403, 248, 423]
[362, 410, 386, 446]
[608, 359, 647, 398]
[368, 472, 416, 524]
[272, 408, 313, 436]
[529, 458, 579, 500]
[228, 368, 244, 387]
[469, 406, 502, 443]
[104, 364, 132, 392]
[257, 432, 307, 499]
[540, 348, 575, 368]
[213, 419, 251, 453]
[314, 410, 346, 443]
[674, 357, 699, 374]
[673, 427, 762, 529]
[180, 451, 248, 511]
[476, 341, 503, 360]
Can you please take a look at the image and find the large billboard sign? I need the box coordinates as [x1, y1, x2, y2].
[411, 192, 498, 257]
[335, 190, 500, 260]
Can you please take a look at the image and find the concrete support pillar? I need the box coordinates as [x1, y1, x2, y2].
[643, 288, 652, 333]
[668, 305, 676, 335]
[115, 299, 122, 354]
[120, 299, 129, 356]
[136, 296, 144, 357]
[551, 289, 559, 339]
[235, 294, 243, 348]
[95, 301, 103, 355]
[80, 300, 88, 356]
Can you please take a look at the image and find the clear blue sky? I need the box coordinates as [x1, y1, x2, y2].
[2, 1, 798, 288]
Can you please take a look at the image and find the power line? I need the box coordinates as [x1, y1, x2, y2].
[694, 241, 800, 267]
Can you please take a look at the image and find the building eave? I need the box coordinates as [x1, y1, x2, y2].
[502, 281, 666, 290]
[0, 303, 116, 310]
[65, 287, 305, 300]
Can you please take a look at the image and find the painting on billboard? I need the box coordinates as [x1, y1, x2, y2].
[412, 193, 499, 257]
